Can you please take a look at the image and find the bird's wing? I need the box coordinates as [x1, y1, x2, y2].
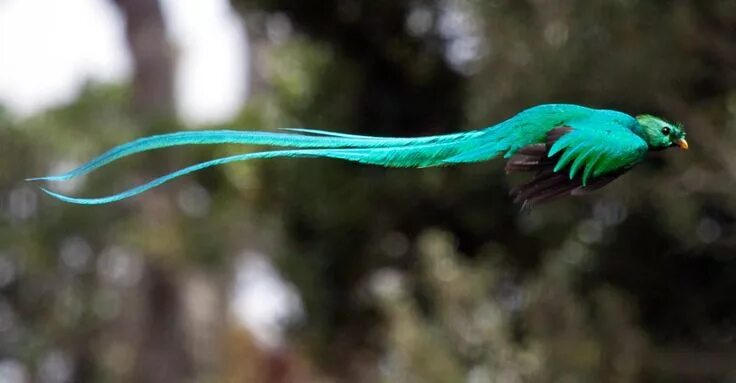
[547, 117, 648, 184]
[506, 117, 648, 205]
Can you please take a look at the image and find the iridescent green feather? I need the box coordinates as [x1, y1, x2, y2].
[548, 113, 648, 185]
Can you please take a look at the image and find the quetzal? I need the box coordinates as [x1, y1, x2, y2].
[29, 104, 688, 206]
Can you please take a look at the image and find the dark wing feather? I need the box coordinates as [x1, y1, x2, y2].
[504, 144, 550, 172]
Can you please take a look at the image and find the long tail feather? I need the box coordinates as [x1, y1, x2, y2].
[36, 143, 471, 205]
[30, 105, 569, 204]
[29, 129, 493, 204]
[279, 128, 386, 138]
[28, 129, 482, 182]
[38, 149, 323, 205]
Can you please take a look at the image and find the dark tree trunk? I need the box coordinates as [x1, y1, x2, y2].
[108, 2, 193, 382]
[132, 265, 194, 383]
[112, 0, 175, 119]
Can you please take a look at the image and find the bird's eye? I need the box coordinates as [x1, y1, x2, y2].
[661, 126, 671, 135]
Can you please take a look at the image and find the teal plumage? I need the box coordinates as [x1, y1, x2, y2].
[29, 104, 688, 205]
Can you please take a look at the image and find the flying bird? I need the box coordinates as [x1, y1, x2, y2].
[29, 104, 688, 206]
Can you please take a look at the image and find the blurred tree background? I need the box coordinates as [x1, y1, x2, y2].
[1, 0, 736, 382]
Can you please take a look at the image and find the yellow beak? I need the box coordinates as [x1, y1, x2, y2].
[675, 138, 689, 150]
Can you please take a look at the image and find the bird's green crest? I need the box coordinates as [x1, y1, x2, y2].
[635, 115, 688, 150]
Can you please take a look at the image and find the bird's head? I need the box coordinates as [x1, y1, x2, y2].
[636, 114, 688, 151]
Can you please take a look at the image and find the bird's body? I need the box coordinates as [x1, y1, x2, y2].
[30, 104, 688, 205]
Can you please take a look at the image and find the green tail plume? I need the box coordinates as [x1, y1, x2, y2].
[28, 128, 492, 204]
[29, 104, 572, 205]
